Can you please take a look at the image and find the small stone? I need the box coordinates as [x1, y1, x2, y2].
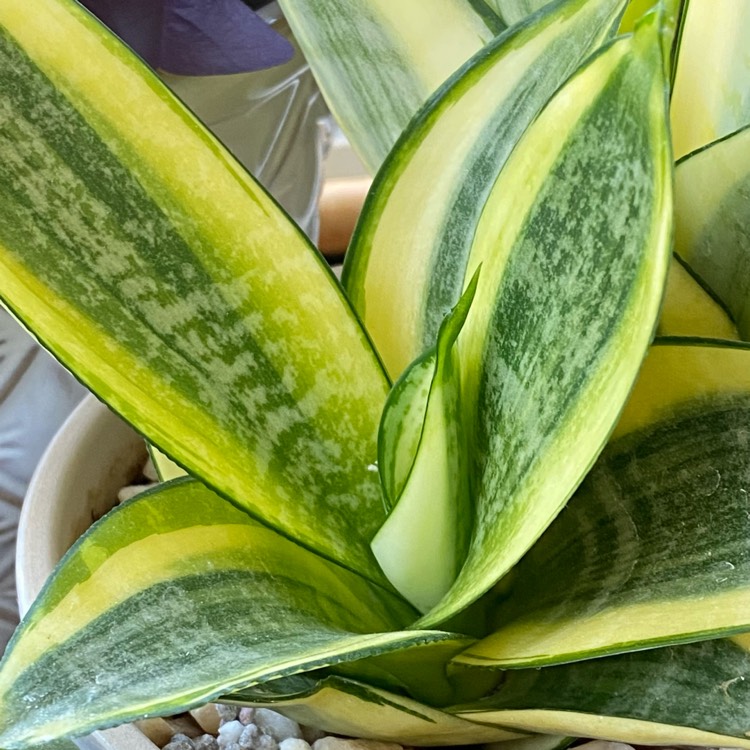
[575, 743, 634, 750]
[312, 739, 402, 750]
[134, 717, 174, 746]
[163, 737, 195, 750]
[279, 739, 311, 750]
[300, 727, 326, 745]
[238, 707, 256, 725]
[193, 735, 220, 750]
[216, 704, 240, 724]
[238, 723, 259, 748]
[191, 704, 222, 734]
[255, 734, 279, 750]
[255, 708, 302, 741]
[218, 720, 245, 746]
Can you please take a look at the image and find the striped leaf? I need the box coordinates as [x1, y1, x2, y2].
[230, 674, 525, 746]
[674, 125, 750, 338]
[232, 673, 573, 749]
[0, 480, 469, 748]
[456, 341, 750, 669]
[371, 277, 476, 613]
[671, 0, 750, 159]
[416, 16, 672, 628]
[276, 0, 502, 174]
[0, 0, 390, 582]
[453, 639, 750, 749]
[343, 0, 626, 378]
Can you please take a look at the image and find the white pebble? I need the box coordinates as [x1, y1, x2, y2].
[255, 734, 279, 750]
[255, 709, 303, 741]
[216, 704, 240, 724]
[279, 739, 311, 750]
[575, 744, 634, 750]
[218, 720, 244, 747]
[313, 740, 402, 750]
[301, 727, 326, 745]
[238, 707, 256, 725]
[238, 724, 259, 748]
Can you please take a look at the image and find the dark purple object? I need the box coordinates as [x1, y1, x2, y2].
[79, 0, 294, 75]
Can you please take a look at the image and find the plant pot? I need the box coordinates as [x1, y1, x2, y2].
[17, 395, 157, 750]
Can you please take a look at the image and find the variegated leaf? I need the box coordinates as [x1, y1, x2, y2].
[0, 0, 389, 582]
[276, 0, 503, 173]
[343, 0, 627, 378]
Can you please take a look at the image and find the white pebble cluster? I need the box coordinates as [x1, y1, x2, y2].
[161, 709, 735, 750]
[162, 704, 405, 750]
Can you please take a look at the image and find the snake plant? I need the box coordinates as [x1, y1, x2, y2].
[0, 0, 749, 747]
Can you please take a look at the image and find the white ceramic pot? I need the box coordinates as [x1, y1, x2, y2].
[17, 395, 158, 750]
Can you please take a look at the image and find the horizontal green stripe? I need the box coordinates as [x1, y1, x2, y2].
[454, 639, 750, 747]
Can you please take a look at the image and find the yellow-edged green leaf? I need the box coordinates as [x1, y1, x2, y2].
[0, 480, 467, 748]
[229, 674, 523, 746]
[657, 255, 739, 339]
[276, 0, 502, 173]
[417, 17, 672, 628]
[0, 0, 389, 582]
[456, 341, 750, 669]
[328, 637, 501, 707]
[453, 639, 750, 748]
[671, 0, 750, 159]
[371, 278, 476, 613]
[343, 0, 626, 378]
[674, 125, 750, 338]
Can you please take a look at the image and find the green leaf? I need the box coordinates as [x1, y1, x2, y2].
[674, 125, 750, 338]
[416, 16, 672, 628]
[376, 354, 433, 513]
[482, 0, 550, 26]
[276, 0, 501, 173]
[343, 0, 627, 378]
[456, 341, 750, 668]
[453, 639, 750, 748]
[230, 673, 525, 745]
[0, 0, 389, 582]
[671, 0, 750, 159]
[371, 277, 476, 613]
[0, 480, 467, 748]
